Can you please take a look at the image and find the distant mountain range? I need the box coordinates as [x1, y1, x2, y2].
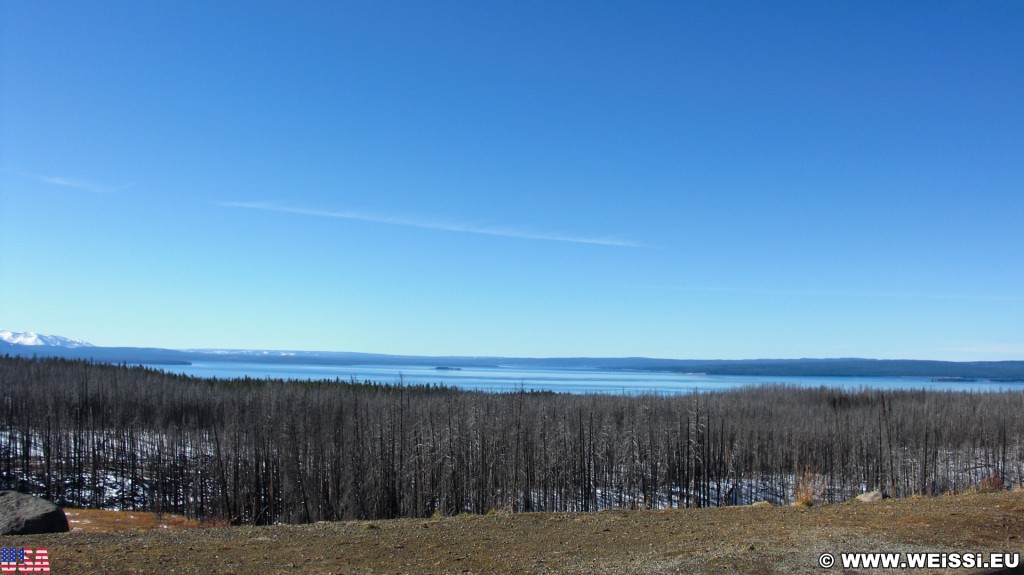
[3, 329, 1024, 379]
[0, 329, 94, 348]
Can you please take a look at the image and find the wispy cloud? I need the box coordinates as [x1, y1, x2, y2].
[220, 201, 644, 248]
[4, 169, 129, 194]
[636, 284, 1024, 302]
[35, 175, 127, 194]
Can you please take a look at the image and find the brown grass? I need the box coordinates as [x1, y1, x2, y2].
[15, 491, 1022, 575]
[64, 508, 202, 532]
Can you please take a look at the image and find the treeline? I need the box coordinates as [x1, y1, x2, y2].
[1, 356, 1021, 524]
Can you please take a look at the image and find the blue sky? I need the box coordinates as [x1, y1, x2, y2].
[2, 1, 1022, 360]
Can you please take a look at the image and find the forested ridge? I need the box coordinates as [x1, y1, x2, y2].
[1, 356, 1021, 525]
[7, 341, 1024, 377]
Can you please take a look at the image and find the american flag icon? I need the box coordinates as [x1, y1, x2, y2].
[0, 548, 49, 573]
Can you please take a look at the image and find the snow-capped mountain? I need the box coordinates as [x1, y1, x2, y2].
[0, 330, 94, 348]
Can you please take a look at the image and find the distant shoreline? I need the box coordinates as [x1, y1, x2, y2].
[3, 343, 1024, 379]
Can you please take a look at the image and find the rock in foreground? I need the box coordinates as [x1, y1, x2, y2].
[0, 491, 70, 535]
[855, 490, 884, 503]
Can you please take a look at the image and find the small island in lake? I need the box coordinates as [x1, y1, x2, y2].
[434, 366, 463, 371]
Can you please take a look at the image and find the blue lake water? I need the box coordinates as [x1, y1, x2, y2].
[157, 361, 1024, 395]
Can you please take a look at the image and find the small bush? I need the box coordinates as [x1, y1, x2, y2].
[793, 468, 825, 507]
[977, 475, 1005, 493]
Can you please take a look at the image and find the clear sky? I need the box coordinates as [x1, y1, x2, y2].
[2, 1, 1022, 360]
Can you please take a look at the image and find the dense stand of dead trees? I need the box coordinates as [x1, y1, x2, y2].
[1, 356, 1021, 524]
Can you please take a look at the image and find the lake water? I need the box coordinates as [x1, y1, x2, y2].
[157, 361, 1024, 394]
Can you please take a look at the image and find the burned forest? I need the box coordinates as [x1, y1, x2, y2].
[1, 356, 1021, 525]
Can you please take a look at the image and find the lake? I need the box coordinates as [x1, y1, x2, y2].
[156, 361, 1024, 394]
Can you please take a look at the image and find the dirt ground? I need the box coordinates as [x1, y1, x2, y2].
[5, 491, 1024, 575]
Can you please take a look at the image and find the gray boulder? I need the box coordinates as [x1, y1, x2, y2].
[0, 491, 70, 535]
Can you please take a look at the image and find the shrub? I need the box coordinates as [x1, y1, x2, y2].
[977, 474, 1005, 493]
[793, 468, 825, 507]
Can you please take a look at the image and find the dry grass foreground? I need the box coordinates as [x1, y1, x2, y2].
[5, 491, 1024, 575]
[64, 508, 201, 532]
